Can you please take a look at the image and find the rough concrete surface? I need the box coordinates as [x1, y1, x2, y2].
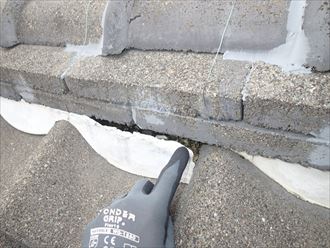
[0, 120, 144, 247]
[244, 63, 330, 138]
[0, 45, 71, 94]
[174, 145, 330, 247]
[0, 117, 41, 197]
[304, 0, 330, 72]
[17, 0, 107, 46]
[66, 50, 250, 121]
[103, 0, 288, 54]
[0, 116, 43, 247]
[0, 231, 30, 248]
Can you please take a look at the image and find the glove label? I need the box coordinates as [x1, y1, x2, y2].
[90, 227, 140, 243]
[88, 207, 140, 248]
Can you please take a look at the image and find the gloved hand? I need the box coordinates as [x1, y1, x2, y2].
[82, 147, 190, 248]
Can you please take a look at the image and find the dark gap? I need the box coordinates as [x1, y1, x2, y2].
[90, 116, 202, 162]
[129, 14, 141, 23]
[241, 98, 244, 121]
[61, 77, 70, 95]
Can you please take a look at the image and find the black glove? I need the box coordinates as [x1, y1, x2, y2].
[82, 147, 190, 248]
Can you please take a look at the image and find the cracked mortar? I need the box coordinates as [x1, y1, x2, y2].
[91, 116, 202, 162]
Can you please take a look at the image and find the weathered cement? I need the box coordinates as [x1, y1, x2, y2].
[244, 63, 330, 138]
[0, 45, 71, 94]
[17, 0, 107, 46]
[1, 45, 329, 169]
[0, 120, 144, 247]
[66, 50, 249, 121]
[102, 0, 288, 54]
[174, 145, 330, 247]
[0, 83, 133, 125]
[0, 45, 249, 121]
[0, 0, 26, 47]
[133, 108, 330, 170]
[304, 0, 330, 71]
[27, 89, 133, 126]
[2, 81, 328, 170]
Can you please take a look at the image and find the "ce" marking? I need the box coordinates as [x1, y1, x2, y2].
[104, 235, 116, 246]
